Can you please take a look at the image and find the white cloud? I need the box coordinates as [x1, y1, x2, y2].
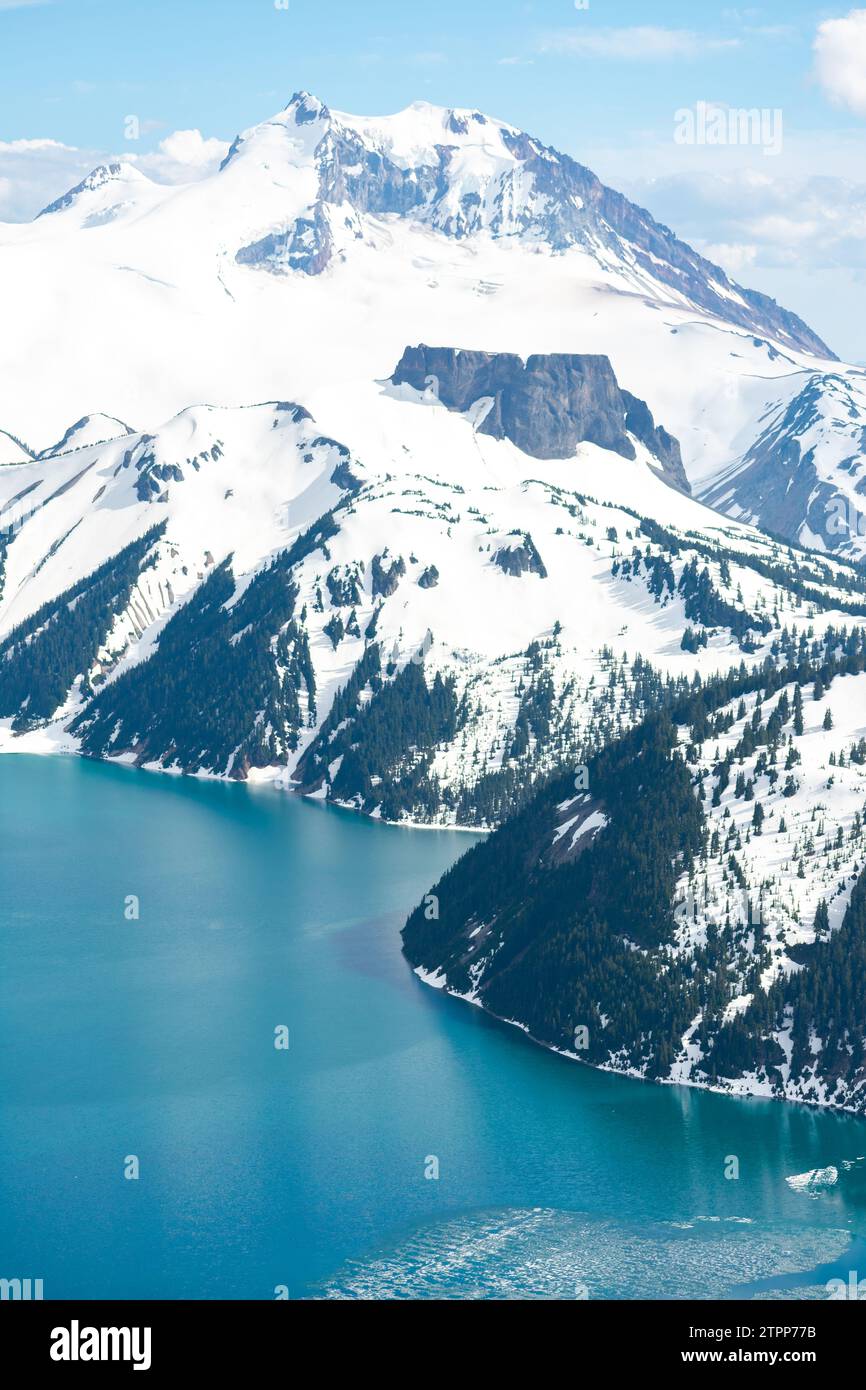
[538, 26, 741, 61]
[135, 129, 230, 182]
[0, 128, 229, 222]
[0, 138, 73, 153]
[701, 241, 758, 275]
[628, 167, 866, 269]
[0, 140, 96, 221]
[814, 9, 866, 117]
[616, 164, 866, 358]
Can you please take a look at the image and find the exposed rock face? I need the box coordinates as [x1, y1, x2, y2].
[492, 532, 548, 579]
[493, 130, 833, 358]
[232, 92, 833, 357]
[371, 553, 406, 597]
[131, 439, 229, 503]
[236, 203, 335, 277]
[316, 126, 441, 218]
[621, 392, 687, 491]
[293, 92, 331, 126]
[418, 565, 440, 589]
[392, 345, 689, 490]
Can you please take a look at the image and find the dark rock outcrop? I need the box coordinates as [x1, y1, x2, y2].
[492, 532, 548, 579]
[392, 345, 689, 490]
[237, 203, 334, 277]
[372, 554, 406, 597]
[622, 391, 688, 491]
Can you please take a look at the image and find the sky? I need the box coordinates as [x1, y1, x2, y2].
[1, 0, 866, 358]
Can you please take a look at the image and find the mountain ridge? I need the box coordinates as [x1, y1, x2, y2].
[224, 90, 834, 359]
[4, 346, 866, 835]
[3, 89, 861, 562]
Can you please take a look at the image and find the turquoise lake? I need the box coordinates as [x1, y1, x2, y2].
[1, 754, 865, 1300]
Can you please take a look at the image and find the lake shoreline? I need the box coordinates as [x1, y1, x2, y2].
[3, 752, 865, 1300]
[411, 966, 866, 1122]
[0, 737, 494, 833]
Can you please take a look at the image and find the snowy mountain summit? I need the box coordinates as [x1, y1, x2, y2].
[2, 89, 863, 559]
[230, 91, 830, 358]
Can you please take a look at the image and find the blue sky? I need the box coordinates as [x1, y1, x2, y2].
[2, 1, 866, 357]
[0, 0, 849, 149]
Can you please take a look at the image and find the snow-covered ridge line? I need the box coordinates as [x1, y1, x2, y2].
[219, 91, 832, 357]
[2, 88, 862, 557]
[5, 367, 866, 831]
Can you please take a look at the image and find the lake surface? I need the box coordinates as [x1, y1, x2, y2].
[1, 754, 865, 1300]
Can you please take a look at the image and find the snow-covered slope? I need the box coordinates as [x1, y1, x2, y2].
[37, 160, 165, 225]
[0, 399, 351, 636]
[701, 370, 866, 557]
[403, 635, 866, 1114]
[0, 91, 859, 557]
[4, 350, 866, 830]
[38, 413, 134, 459]
[0, 429, 34, 465]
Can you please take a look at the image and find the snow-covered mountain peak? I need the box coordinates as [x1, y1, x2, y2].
[219, 90, 509, 177]
[212, 93, 834, 358]
[219, 91, 333, 173]
[38, 413, 134, 459]
[331, 97, 520, 168]
[23, 93, 834, 370]
[285, 90, 331, 125]
[701, 368, 866, 556]
[3, 89, 859, 560]
[38, 160, 155, 221]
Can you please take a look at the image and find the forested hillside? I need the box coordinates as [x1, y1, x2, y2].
[404, 625, 866, 1113]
